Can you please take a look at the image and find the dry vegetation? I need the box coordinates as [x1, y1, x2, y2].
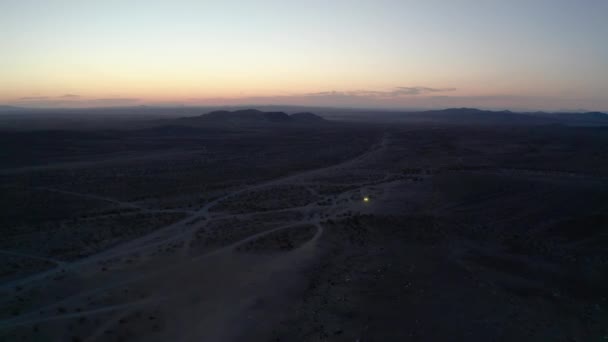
[1, 121, 607, 341]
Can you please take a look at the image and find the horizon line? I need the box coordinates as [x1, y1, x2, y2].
[0, 104, 606, 114]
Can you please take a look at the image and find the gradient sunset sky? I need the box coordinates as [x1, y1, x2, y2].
[2, 0, 607, 110]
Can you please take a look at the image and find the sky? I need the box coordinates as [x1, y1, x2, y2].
[1, 0, 607, 111]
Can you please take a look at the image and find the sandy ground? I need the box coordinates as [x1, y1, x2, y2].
[0, 134, 396, 341]
[2, 130, 607, 341]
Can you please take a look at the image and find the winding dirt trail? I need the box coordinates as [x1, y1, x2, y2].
[0, 133, 397, 341]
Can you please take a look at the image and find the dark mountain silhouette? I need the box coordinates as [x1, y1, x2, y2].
[346, 107, 608, 126]
[527, 111, 608, 125]
[176, 109, 326, 126]
[290, 112, 325, 122]
[201, 109, 291, 123]
[417, 108, 553, 124]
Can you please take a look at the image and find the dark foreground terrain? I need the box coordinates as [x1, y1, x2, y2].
[1, 110, 607, 341]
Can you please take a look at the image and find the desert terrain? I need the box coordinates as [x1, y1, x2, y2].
[1, 109, 607, 341]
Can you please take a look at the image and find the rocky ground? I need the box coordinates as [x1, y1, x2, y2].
[1, 124, 607, 341]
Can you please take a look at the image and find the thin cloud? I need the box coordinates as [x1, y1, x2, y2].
[306, 86, 456, 98]
[11, 97, 140, 108]
[394, 87, 457, 96]
[186, 90, 602, 111]
[90, 98, 139, 105]
[18, 94, 80, 101]
[19, 96, 49, 101]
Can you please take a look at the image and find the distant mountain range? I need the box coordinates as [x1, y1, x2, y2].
[411, 108, 608, 125]
[411, 108, 546, 124]
[528, 110, 608, 123]
[179, 109, 326, 124]
[180, 107, 607, 126]
[319, 107, 608, 126]
[1, 105, 607, 128]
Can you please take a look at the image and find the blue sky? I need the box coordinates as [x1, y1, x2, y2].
[1, 0, 607, 110]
